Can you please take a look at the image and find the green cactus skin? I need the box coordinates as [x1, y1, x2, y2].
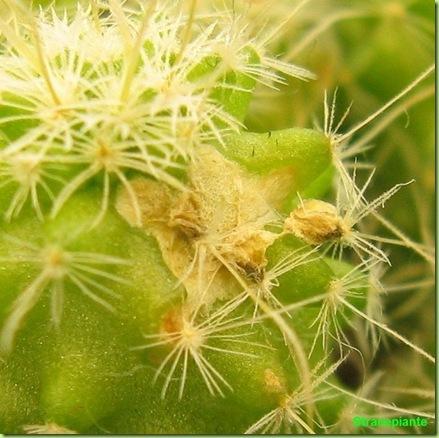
[0, 0, 434, 435]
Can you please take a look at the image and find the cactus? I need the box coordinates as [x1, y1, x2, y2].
[0, 0, 434, 434]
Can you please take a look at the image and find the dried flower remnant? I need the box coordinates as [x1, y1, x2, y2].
[283, 170, 415, 266]
[284, 199, 345, 245]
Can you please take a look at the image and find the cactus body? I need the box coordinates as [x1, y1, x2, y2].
[0, 0, 434, 435]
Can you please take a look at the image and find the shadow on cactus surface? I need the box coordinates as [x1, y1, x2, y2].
[0, 0, 435, 435]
